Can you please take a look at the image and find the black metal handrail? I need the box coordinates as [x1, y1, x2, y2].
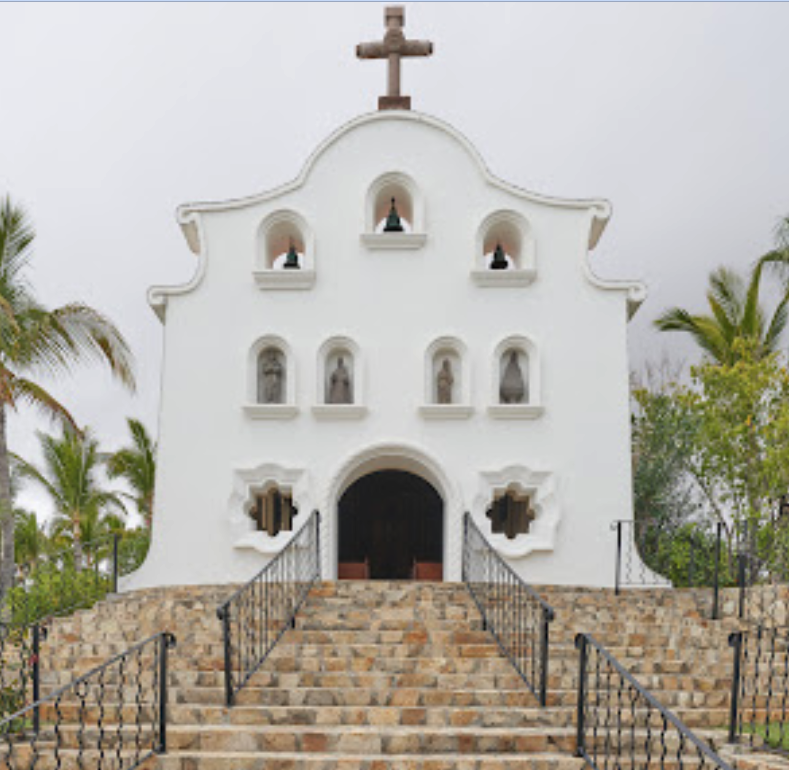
[461, 512, 555, 707]
[612, 519, 731, 620]
[1, 631, 176, 769]
[217, 510, 321, 706]
[0, 622, 46, 728]
[729, 626, 789, 754]
[576, 633, 734, 770]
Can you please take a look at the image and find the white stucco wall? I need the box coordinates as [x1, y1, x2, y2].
[126, 111, 645, 592]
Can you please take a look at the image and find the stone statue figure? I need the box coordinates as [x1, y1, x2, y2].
[436, 358, 454, 404]
[259, 349, 285, 404]
[328, 356, 353, 404]
[500, 350, 527, 404]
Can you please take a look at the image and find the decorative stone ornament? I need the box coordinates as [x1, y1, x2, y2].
[356, 6, 434, 111]
[436, 358, 454, 404]
[500, 350, 526, 404]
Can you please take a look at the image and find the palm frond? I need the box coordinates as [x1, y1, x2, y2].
[8, 374, 77, 429]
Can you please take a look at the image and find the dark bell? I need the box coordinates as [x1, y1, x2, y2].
[283, 242, 300, 270]
[384, 197, 404, 233]
[490, 243, 509, 270]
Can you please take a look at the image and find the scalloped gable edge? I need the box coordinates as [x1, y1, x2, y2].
[174, 111, 612, 256]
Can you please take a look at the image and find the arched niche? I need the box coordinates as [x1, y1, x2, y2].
[472, 210, 536, 287]
[361, 172, 427, 250]
[312, 336, 367, 420]
[243, 335, 298, 420]
[488, 335, 544, 420]
[419, 336, 473, 420]
[255, 210, 316, 289]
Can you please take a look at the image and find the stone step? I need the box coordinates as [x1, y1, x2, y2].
[34, 724, 577, 755]
[1, 750, 586, 770]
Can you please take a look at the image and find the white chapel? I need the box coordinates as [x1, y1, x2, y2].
[126, 7, 646, 592]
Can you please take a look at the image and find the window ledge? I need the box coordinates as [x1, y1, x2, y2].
[361, 233, 427, 251]
[243, 404, 300, 420]
[487, 404, 545, 420]
[419, 405, 474, 420]
[312, 404, 368, 421]
[254, 269, 316, 290]
[471, 268, 536, 287]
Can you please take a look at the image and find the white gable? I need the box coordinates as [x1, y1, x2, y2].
[130, 110, 645, 591]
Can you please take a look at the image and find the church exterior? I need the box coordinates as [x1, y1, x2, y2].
[126, 10, 645, 591]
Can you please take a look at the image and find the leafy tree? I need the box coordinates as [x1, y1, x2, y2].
[679, 340, 789, 541]
[106, 418, 156, 528]
[13, 428, 127, 568]
[0, 197, 135, 605]
[654, 264, 788, 365]
[631, 362, 698, 530]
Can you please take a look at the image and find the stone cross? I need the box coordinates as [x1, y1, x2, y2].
[356, 6, 433, 111]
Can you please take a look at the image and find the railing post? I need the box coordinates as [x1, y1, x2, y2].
[461, 513, 468, 582]
[315, 511, 321, 581]
[32, 623, 42, 734]
[738, 551, 747, 620]
[112, 533, 120, 594]
[712, 522, 722, 620]
[688, 535, 697, 588]
[157, 633, 173, 753]
[539, 607, 552, 707]
[728, 631, 743, 744]
[575, 634, 588, 757]
[219, 607, 234, 707]
[614, 522, 623, 595]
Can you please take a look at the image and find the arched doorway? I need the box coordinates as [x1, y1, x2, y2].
[338, 470, 443, 580]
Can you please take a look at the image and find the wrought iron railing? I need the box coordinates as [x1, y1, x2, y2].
[734, 522, 789, 627]
[461, 512, 555, 707]
[1, 631, 175, 769]
[217, 510, 321, 706]
[729, 626, 789, 755]
[0, 623, 45, 728]
[612, 519, 734, 620]
[5, 531, 149, 627]
[576, 633, 734, 770]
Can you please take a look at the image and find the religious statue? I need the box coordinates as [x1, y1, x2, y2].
[258, 349, 285, 404]
[436, 358, 454, 404]
[500, 350, 527, 404]
[327, 356, 353, 404]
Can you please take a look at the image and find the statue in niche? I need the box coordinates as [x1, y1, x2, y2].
[436, 358, 454, 404]
[327, 356, 353, 404]
[258, 349, 285, 404]
[500, 350, 527, 404]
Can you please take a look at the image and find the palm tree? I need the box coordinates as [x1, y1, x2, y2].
[0, 197, 135, 603]
[106, 419, 156, 528]
[654, 263, 789, 365]
[13, 509, 48, 568]
[15, 428, 126, 568]
[758, 215, 789, 281]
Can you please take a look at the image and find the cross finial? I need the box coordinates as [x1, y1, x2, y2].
[356, 5, 434, 111]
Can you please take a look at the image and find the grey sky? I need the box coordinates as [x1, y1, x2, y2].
[1, 2, 787, 516]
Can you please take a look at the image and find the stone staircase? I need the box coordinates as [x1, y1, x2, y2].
[2, 580, 749, 769]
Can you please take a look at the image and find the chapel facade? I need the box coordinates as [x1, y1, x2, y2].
[126, 7, 646, 591]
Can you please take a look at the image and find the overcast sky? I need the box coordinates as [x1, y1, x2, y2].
[1, 2, 788, 517]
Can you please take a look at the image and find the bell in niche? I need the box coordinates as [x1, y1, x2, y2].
[283, 240, 300, 270]
[490, 243, 509, 270]
[384, 197, 404, 233]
